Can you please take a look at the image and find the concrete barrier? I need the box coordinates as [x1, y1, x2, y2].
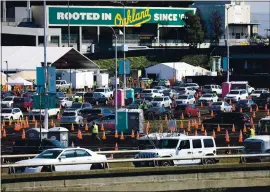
[1, 163, 270, 191]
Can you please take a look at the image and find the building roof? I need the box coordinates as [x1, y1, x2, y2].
[2, 46, 99, 71]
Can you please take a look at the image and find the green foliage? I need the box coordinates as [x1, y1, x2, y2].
[180, 55, 210, 69]
[210, 10, 224, 44]
[183, 11, 205, 48]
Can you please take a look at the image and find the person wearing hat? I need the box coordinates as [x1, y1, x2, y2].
[248, 126, 255, 138]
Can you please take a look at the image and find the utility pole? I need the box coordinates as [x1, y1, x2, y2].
[226, 5, 233, 82]
[43, 0, 48, 130]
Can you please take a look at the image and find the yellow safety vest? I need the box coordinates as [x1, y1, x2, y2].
[250, 128, 255, 137]
[92, 125, 98, 134]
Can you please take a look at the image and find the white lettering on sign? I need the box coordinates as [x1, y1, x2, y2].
[57, 12, 105, 21]
[153, 13, 178, 21]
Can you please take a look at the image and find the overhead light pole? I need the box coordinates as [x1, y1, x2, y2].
[226, 4, 233, 82]
[43, 0, 48, 130]
[4, 61, 8, 83]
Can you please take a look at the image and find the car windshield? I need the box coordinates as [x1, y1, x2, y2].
[204, 85, 211, 89]
[254, 90, 263, 94]
[212, 102, 222, 106]
[158, 139, 179, 149]
[143, 90, 152, 93]
[58, 97, 65, 100]
[88, 109, 102, 114]
[56, 81, 61, 84]
[229, 91, 240, 94]
[153, 98, 164, 101]
[84, 93, 94, 97]
[202, 94, 212, 97]
[239, 100, 248, 104]
[71, 103, 82, 108]
[57, 92, 65, 97]
[178, 95, 188, 99]
[177, 88, 185, 91]
[94, 89, 105, 92]
[163, 90, 171, 93]
[35, 150, 63, 159]
[3, 97, 12, 101]
[62, 112, 76, 116]
[1, 109, 12, 113]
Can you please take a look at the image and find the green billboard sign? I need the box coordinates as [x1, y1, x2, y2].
[48, 6, 196, 27]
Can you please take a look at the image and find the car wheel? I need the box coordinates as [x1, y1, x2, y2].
[19, 116, 22, 121]
[160, 160, 172, 167]
[203, 158, 215, 165]
[10, 116, 13, 121]
[91, 163, 103, 170]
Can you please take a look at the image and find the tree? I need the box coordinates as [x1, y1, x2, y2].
[182, 11, 205, 48]
[210, 10, 224, 45]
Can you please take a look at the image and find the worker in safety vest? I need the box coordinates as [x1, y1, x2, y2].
[248, 127, 256, 138]
[92, 122, 100, 142]
[93, 81, 97, 90]
[143, 101, 148, 110]
[138, 101, 143, 109]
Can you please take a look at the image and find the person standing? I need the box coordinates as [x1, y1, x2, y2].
[92, 122, 101, 142]
[248, 126, 255, 138]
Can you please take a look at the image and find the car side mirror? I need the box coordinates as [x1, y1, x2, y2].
[59, 155, 66, 161]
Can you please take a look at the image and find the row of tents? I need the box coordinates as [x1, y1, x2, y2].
[1, 72, 34, 86]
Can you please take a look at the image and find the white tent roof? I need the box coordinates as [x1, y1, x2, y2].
[11, 71, 37, 81]
[1, 46, 99, 71]
[146, 62, 196, 71]
[6, 76, 33, 86]
[1, 72, 11, 85]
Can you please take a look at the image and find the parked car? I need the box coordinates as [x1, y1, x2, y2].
[162, 89, 179, 99]
[184, 83, 200, 91]
[197, 94, 218, 105]
[140, 89, 163, 99]
[88, 114, 115, 130]
[241, 136, 270, 163]
[1, 91, 15, 99]
[175, 95, 196, 105]
[150, 96, 172, 108]
[172, 104, 200, 118]
[171, 81, 184, 89]
[208, 101, 232, 113]
[175, 87, 196, 96]
[67, 102, 92, 111]
[94, 87, 113, 98]
[12, 148, 107, 173]
[1, 96, 17, 108]
[253, 93, 270, 109]
[144, 107, 172, 120]
[250, 89, 269, 100]
[158, 79, 170, 87]
[1, 108, 23, 121]
[257, 117, 270, 135]
[59, 110, 84, 128]
[202, 112, 251, 131]
[235, 100, 258, 112]
[78, 107, 113, 122]
[13, 97, 33, 111]
[72, 92, 87, 102]
[202, 84, 222, 95]
[58, 97, 73, 108]
[133, 135, 218, 167]
[153, 86, 167, 94]
[224, 89, 248, 103]
[127, 99, 152, 110]
[84, 92, 109, 106]
[56, 80, 72, 90]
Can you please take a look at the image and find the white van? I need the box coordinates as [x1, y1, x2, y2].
[241, 135, 270, 163]
[134, 135, 217, 167]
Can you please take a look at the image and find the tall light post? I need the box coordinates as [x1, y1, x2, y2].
[43, 0, 48, 130]
[226, 4, 233, 82]
[4, 61, 8, 83]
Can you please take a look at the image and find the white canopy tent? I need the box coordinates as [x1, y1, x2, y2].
[1, 72, 11, 85]
[11, 71, 36, 82]
[145, 62, 213, 81]
[6, 76, 33, 86]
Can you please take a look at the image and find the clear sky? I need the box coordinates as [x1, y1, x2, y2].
[246, 1, 270, 13]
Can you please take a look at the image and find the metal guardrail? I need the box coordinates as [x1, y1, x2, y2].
[0, 146, 244, 159]
[2, 154, 270, 169]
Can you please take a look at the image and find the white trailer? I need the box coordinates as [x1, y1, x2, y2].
[96, 73, 109, 87]
[61, 71, 94, 89]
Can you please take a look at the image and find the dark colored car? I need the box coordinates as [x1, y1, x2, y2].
[66, 102, 92, 111]
[235, 100, 258, 112]
[172, 104, 200, 118]
[253, 93, 270, 109]
[13, 97, 33, 111]
[202, 112, 251, 131]
[144, 107, 172, 120]
[84, 92, 109, 106]
[1, 91, 15, 98]
[78, 107, 113, 122]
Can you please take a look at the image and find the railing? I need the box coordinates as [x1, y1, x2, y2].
[2, 154, 270, 169]
[1, 146, 244, 160]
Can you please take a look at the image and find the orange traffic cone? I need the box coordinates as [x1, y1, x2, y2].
[102, 131, 106, 140]
[181, 113, 184, 120]
[250, 117, 254, 126]
[201, 124, 205, 132]
[187, 121, 191, 132]
[3, 129, 6, 138]
[2, 121, 6, 127]
[32, 115, 36, 123]
[217, 124, 221, 132]
[195, 120, 198, 129]
[9, 120, 12, 126]
[197, 111, 201, 118]
[77, 129, 83, 140]
[114, 143, 118, 151]
[71, 141, 74, 147]
[194, 130, 198, 136]
[200, 102, 203, 108]
[232, 124, 235, 133]
[131, 129, 135, 138]
[198, 118, 201, 126]
[256, 105, 259, 112]
[210, 110, 214, 117]
[240, 108, 243, 113]
[249, 106, 253, 113]
[35, 121, 38, 128]
[85, 123, 89, 131]
[225, 129, 230, 143]
[229, 99, 232, 105]
[0, 124, 3, 132]
[204, 130, 207, 136]
[212, 130, 216, 139]
[136, 131, 140, 140]
[21, 129, 26, 139]
[238, 130, 243, 143]
[57, 113, 60, 120]
[265, 104, 268, 111]
[146, 121, 150, 133]
[266, 109, 270, 116]
[50, 119, 54, 127]
[159, 123, 163, 133]
[252, 111, 256, 118]
[59, 104, 62, 110]
[71, 123, 75, 131]
[243, 124, 247, 133]
[180, 121, 184, 129]
[100, 123, 104, 131]
[120, 131, 124, 140]
[114, 130, 118, 138]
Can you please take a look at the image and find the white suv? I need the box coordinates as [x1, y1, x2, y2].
[224, 89, 248, 102]
[1, 108, 23, 121]
[150, 96, 172, 108]
[94, 87, 113, 98]
[141, 89, 163, 98]
[203, 85, 222, 95]
[134, 135, 217, 167]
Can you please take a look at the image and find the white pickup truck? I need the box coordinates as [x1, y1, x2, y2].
[29, 108, 60, 120]
[94, 87, 113, 98]
[56, 80, 71, 90]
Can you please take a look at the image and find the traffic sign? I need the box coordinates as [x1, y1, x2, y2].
[119, 60, 130, 75]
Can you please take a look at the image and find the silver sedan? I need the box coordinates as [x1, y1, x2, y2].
[208, 101, 232, 113]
